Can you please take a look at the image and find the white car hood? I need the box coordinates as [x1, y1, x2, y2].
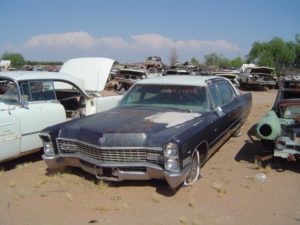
[59, 57, 115, 92]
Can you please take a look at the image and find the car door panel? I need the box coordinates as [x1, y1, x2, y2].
[19, 102, 66, 152]
[0, 109, 21, 161]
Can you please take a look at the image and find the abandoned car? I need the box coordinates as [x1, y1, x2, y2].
[239, 64, 277, 90]
[212, 71, 239, 85]
[144, 56, 163, 71]
[0, 57, 121, 162]
[256, 75, 300, 161]
[163, 68, 191, 76]
[113, 65, 161, 92]
[40, 76, 252, 189]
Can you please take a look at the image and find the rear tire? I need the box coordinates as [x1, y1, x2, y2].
[184, 150, 201, 186]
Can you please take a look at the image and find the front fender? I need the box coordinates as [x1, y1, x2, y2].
[255, 111, 281, 140]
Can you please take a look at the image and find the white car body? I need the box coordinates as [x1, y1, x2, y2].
[0, 57, 121, 162]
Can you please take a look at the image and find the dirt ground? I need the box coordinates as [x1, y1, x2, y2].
[0, 89, 299, 225]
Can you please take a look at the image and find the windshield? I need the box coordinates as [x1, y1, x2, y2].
[282, 105, 300, 119]
[120, 84, 209, 112]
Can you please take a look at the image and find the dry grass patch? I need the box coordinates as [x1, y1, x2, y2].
[0, 168, 4, 176]
[179, 217, 189, 224]
[65, 192, 73, 201]
[151, 194, 161, 203]
[97, 180, 109, 193]
[211, 182, 227, 194]
[16, 162, 32, 169]
[9, 181, 16, 189]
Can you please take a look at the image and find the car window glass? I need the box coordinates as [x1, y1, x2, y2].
[0, 79, 19, 104]
[29, 81, 55, 101]
[217, 82, 234, 104]
[209, 85, 222, 108]
[20, 82, 30, 101]
[121, 85, 209, 112]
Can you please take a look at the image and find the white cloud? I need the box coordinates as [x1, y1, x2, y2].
[24, 32, 97, 49]
[131, 34, 239, 52]
[97, 37, 130, 49]
[24, 32, 131, 50]
[11, 32, 241, 62]
[23, 32, 239, 52]
[131, 34, 175, 49]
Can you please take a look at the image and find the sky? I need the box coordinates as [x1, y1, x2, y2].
[0, 0, 299, 64]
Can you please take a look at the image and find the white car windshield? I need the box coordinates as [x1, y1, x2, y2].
[120, 84, 209, 112]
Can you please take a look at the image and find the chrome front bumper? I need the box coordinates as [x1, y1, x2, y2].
[43, 154, 190, 189]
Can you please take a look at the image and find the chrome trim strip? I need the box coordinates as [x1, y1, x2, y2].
[22, 130, 40, 136]
[56, 137, 163, 151]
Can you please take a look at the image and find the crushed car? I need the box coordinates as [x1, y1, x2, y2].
[0, 57, 122, 163]
[40, 75, 252, 189]
[255, 75, 300, 161]
[239, 64, 277, 90]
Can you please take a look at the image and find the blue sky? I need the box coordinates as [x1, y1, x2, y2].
[0, 0, 299, 64]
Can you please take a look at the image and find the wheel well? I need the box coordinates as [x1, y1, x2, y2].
[196, 142, 208, 164]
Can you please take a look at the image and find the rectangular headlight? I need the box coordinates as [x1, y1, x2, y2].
[164, 143, 179, 172]
[39, 133, 55, 156]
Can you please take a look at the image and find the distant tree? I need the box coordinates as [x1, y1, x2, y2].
[204, 53, 230, 68]
[169, 48, 178, 66]
[230, 57, 244, 69]
[26, 60, 63, 66]
[190, 57, 200, 66]
[1, 52, 25, 68]
[293, 33, 300, 68]
[247, 35, 300, 73]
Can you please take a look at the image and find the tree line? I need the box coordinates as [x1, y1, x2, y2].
[194, 34, 300, 74]
[1, 34, 300, 74]
[0, 52, 63, 68]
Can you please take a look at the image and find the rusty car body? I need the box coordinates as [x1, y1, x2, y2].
[239, 64, 277, 90]
[256, 75, 300, 161]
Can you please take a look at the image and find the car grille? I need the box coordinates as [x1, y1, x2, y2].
[57, 139, 164, 164]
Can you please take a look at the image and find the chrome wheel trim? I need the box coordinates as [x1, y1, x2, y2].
[184, 150, 200, 186]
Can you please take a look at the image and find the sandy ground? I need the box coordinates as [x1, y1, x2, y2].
[0, 89, 300, 225]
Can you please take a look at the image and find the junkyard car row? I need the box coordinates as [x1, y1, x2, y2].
[1, 57, 298, 189]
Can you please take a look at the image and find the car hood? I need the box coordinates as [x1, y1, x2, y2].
[0, 102, 9, 109]
[55, 107, 203, 148]
[59, 57, 115, 92]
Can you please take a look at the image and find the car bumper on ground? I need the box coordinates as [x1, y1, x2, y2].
[274, 136, 300, 160]
[42, 154, 191, 189]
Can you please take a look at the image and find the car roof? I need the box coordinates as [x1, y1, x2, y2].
[136, 75, 224, 86]
[0, 71, 86, 94]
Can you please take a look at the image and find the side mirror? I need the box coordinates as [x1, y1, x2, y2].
[215, 106, 224, 117]
[21, 101, 29, 109]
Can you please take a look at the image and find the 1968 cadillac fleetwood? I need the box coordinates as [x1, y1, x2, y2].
[0, 58, 121, 163]
[40, 76, 252, 189]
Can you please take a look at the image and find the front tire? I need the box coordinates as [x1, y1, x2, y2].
[184, 150, 201, 186]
